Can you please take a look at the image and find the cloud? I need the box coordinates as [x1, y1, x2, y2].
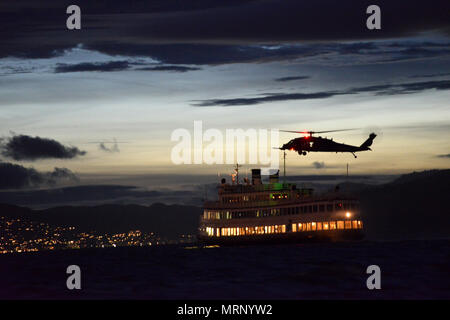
[0, 184, 202, 208]
[275, 76, 310, 82]
[352, 80, 450, 95]
[312, 161, 326, 169]
[45, 167, 79, 182]
[1, 0, 449, 60]
[1, 134, 86, 161]
[193, 91, 339, 106]
[0, 162, 78, 190]
[192, 79, 450, 106]
[98, 139, 120, 153]
[54, 61, 130, 73]
[374, 47, 450, 63]
[85, 43, 323, 65]
[436, 154, 450, 158]
[137, 65, 201, 72]
[85, 41, 450, 66]
[2, 41, 449, 77]
[410, 72, 450, 79]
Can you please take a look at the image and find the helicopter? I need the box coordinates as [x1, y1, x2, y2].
[278, 129, 377, 158]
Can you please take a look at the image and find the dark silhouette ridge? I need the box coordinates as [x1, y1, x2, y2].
[340, 169, 450, 240]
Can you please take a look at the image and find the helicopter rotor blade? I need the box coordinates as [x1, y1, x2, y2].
[280, 128, 359, 135]
[313, 128, 359, 134]
[280, 130, 310, 134]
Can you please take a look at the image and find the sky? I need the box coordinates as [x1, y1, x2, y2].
[0, 0, 449, 191]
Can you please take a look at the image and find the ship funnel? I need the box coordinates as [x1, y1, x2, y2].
[251, 169, 262, 185]
[269, 170, 279, 184]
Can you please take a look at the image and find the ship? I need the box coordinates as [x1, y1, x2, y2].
[198, 166, 364, 245]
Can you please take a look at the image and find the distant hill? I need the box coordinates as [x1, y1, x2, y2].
[334, 182, 373, 194]
[0, 202, 201, 240]
[357, 169, 450, 240]
[0, 203, 33, 217]
[389, 169, 450, 186]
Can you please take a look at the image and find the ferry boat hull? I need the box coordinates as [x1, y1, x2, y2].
[198, 229, 364, 246]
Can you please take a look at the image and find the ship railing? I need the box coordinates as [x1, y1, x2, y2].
[204, 195, 356, 209]
[204, 200, 297, 209]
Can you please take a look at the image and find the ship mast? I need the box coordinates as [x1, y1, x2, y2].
[233, 163, 242, 185]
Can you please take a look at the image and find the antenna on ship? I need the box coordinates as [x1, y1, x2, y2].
[232, 163, 241, 185]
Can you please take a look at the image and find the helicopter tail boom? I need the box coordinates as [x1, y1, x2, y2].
[359, 133, 377, 150]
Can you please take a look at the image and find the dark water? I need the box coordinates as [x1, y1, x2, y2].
[1, 240, 449, 299]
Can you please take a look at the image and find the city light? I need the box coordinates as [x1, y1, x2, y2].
[0, 216, 195, 255]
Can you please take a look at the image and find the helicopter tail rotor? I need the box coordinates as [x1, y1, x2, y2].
[360, 132, 377, 149]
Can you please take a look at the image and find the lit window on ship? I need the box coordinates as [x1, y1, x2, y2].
[203, 220, 363, 237]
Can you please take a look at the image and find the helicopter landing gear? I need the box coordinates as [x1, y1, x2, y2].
[352, 152, 357, 158]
